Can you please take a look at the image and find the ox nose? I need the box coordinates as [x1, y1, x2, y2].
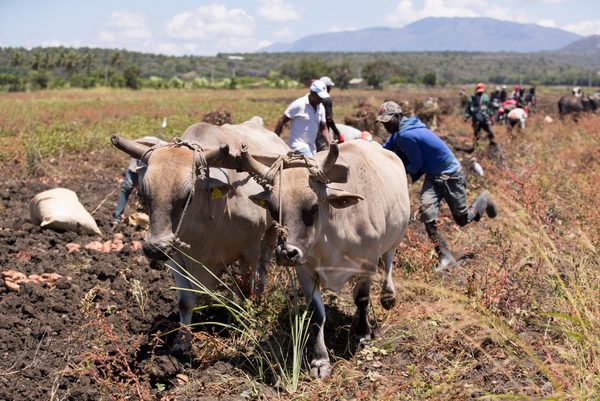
[142, 241, 170, 261]
[275, 244, 305, 266]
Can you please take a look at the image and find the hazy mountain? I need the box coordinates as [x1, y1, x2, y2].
[261, 17, 581, 53]
[560, 35, 600, 53]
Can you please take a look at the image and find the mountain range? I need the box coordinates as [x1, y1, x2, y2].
[261, 17, 583, 53]
[560, 35, 600, 53]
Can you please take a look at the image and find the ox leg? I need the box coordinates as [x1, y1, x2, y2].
[169, 259, 196, 353]
[353, 278, 372, 341]
[296, 266, 330, 379]
[380, 251, 397, 310]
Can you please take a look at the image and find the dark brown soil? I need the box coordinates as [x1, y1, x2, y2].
[1, 149, 358, 400]
[0, 150, 188, 400]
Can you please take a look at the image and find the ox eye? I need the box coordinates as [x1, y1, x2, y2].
[301, 204, 318, 227]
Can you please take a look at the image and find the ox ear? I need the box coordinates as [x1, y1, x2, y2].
[203, 179, 231, 200]
[200, 168, 231, 200]
[325, 187, 364, 209]
[249, 191, 270, 209]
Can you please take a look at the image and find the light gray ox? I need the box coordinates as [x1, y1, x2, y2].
[111, 117, 289, 349]
[236, 140, 411, 378]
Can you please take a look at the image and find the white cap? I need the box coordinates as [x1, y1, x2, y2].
[319, 76, 334, 87]
[309, 80, 330, 99]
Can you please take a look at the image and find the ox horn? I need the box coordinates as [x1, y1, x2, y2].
[203, 144, 234, 167]
[237, 145, 271, 183]
[319, 143, 339, 175]
[111, 135, 150, 161]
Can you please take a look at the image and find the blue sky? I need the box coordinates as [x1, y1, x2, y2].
[1, 0, 599, 55]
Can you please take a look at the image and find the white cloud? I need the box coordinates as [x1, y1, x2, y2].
[328, 25, 358, 33]
[258, 0, 300, 22]
[273, 26, 294, 38]
[165, 4, 254, 40]
[258, 40, 273, 49]
[386, 0, 557, 29]
[108, 10, 147, 31]
[563, 20, 600, 36]
[385, 0, 418, 26]
[420, 0, 478, 18]
[537, 19, 556, 28]
[98, 10, 152, 51]
[103, 10, 151, 42]
[386, 0, 477, 26]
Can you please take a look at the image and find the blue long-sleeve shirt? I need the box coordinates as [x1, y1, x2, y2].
[383, 116, 460, 182]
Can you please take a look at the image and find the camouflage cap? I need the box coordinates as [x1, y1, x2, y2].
[376, 101, 403, 122]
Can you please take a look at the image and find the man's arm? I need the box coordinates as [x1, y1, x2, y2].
[322, 98, 341, 140]
[320, 122, 333, 145]
[464, 98, 472, 121]
[398, 137, 423, 178]
[274, 115, 290, 136]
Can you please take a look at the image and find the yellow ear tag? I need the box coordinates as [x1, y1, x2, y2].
[211, 187, 223, 200]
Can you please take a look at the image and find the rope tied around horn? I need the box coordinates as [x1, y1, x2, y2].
[237, 146, 333, 253]
[170, 139, 211, 250]
[241, 148, 331, 192]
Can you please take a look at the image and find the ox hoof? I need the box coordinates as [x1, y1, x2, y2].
[380, 292, 396, 310]
[309, 359, 331, 379]
[355, 320, 371, 341]
[356, 332, 372, 344]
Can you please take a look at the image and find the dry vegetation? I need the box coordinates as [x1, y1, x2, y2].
[0, 87, 598, 400]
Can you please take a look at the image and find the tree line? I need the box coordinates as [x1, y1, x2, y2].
[1, 46, 599, 92]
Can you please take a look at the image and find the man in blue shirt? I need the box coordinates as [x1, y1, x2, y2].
[378, 101, 497, 271]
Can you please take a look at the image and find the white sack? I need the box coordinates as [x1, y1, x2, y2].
[29, 188, 101, 235]
[337, 124, 373, 142]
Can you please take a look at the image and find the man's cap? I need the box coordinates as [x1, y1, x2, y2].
[514, 85, 520, 90]
[475, 82, 485, 92]
[376, 101, 403, 122]
[309, 80, 330, 99]
[319, 76, 334, 87]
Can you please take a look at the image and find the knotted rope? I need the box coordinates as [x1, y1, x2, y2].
[141, 138, 211, 251]
[244, 150, 330, 249]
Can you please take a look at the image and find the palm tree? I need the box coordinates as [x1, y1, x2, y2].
[10, 50, 25, 67]
[81, 51, 95, 76]
[110, 51, 123, 70]
[63, 51, 80, 77]
[31, 52, 46, 71]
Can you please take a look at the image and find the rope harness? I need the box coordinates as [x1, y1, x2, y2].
[141, 138, 210, 251]
[247, 151, 331, 250]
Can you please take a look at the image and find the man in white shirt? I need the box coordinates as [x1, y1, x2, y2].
[506, 107, 528, 133]
[274, 80, 332, 156]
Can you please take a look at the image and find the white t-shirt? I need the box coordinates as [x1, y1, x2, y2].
[507, 108, 527, 122]
[284, 94, 325, 155]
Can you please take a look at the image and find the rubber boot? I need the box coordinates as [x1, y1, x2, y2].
[424, 221, 458, 272]
[470, 190, 498, 222]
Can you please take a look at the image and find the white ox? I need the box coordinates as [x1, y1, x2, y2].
[237, 140, 410, 378]
[111, 117, 289, 348]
